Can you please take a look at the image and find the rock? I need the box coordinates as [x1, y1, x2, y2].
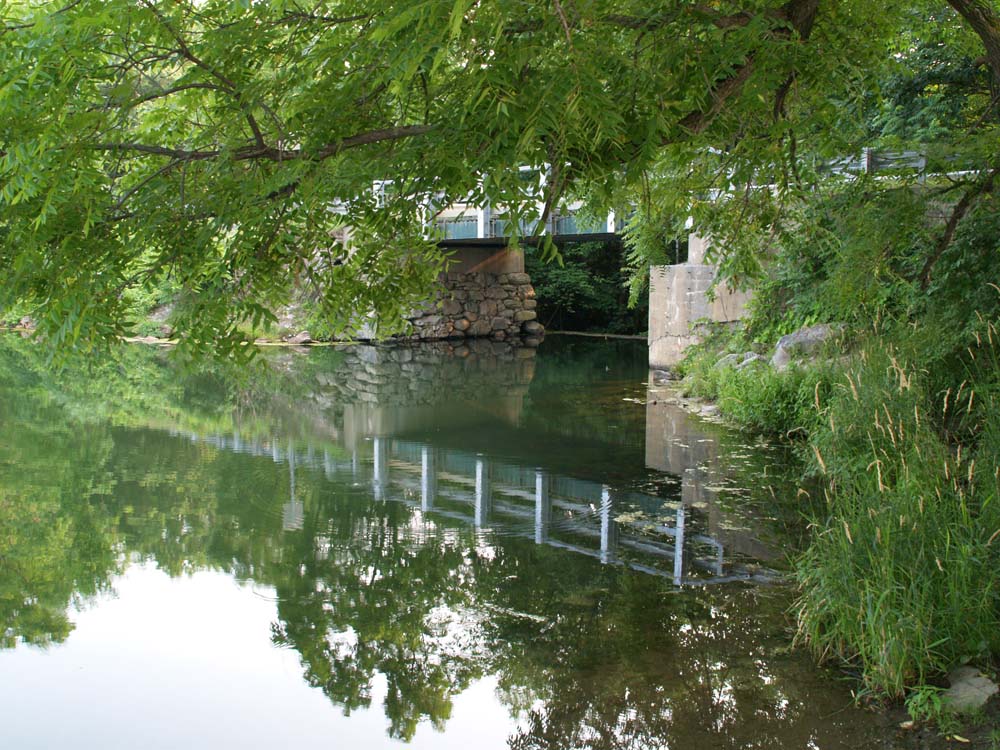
[469, 319, 492, 337]
[523, 336, 542, 347]
[700, 404, 720, 417]
[523, 298, 538, 310]
[771, 323, 842, 371]
[465, 311, 479, 322]
[507, 272, 531, 285]
[453, 317, 471, 332]
[485, 287, 508, 300]
[716, 351, 763, 370]
[417, 315, 443, 327]
[736, 353, 766, 370]
[651, 369, 680, 382]
[514, 310, 537, 323]
[522, 320, 544, 336]
[441, 299, 464, 316]
[714, 353, 744, 369]
[943, 666, 999, 713]
[287, 331, 313, 345]
[158, 324, 174, 338]
[18, 315, 35, 330]
[490, 316, 509, 331]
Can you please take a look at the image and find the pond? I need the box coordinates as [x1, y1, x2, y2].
[0, 336, 886, 749]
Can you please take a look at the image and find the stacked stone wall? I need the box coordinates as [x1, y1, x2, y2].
[313, 341, 536, 406]
[405, 271, 544, 342]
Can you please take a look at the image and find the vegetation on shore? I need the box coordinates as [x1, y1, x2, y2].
[674, 203, 1000, 718]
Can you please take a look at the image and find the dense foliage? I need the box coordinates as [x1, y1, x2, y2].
[525, 241, 649, 334]
[0, 0, 916, 355]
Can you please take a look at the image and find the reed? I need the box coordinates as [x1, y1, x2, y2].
[793, 333, 1000, 697]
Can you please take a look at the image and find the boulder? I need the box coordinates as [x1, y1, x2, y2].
[514, 310, 537, 323]
[771, 324, 842, 371]
[453, 317, 471, 332]
[942, 666, 998, 713]
[287, 331, 313, 345]
[522, 320, 544, 336]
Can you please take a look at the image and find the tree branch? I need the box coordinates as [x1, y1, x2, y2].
[140, 0, 267, 148]
[676, 0, 819, 136]
[919, 167, 997, 290]
[126, 81, 226, 109]
[947, 0, 1000, 88]
[90, 124, 435, 163]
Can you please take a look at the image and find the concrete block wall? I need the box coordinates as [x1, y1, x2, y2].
[648, 235, 751, 368]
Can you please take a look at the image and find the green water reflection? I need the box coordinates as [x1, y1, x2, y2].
[0, 337, 880, 748]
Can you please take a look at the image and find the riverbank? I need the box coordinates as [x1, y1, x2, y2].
[671, 323, 1000, 741]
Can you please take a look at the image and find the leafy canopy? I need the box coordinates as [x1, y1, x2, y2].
[0, 0, 990, 355]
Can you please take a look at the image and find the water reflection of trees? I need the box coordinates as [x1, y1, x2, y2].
[0, 339, 863, 748]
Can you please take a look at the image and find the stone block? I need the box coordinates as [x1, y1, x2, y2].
[441, 299, 464, 316]
[470, 319, 492, 336]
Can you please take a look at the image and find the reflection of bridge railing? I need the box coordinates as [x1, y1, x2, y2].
[171, 428, 776, 586]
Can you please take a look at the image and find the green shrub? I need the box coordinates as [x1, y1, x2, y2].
[715, 362, 832, 438]
[677, 328, 835, 438]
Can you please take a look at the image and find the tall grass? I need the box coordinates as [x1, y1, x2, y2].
[794, 328, 1000, 697]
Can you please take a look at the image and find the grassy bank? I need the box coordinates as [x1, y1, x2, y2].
[677, 318, 1000, 715]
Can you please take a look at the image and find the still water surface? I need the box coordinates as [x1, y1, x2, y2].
[0, 336, 884, 748]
